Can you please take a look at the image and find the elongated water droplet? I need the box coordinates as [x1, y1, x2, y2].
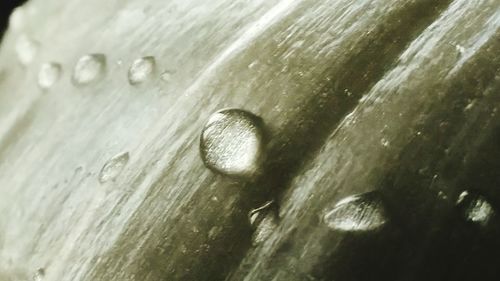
[38, 62, 62, 89]
[98, 152, 130, 183]
[200, 109, 266, 178]
[128, 56, 155, 85]
[253, 213, 277, 245]
[324, 192, 388, 232]
[16, 35, 39, 65]
[72, 54, 106, 86]
[457, 191, 495, 227]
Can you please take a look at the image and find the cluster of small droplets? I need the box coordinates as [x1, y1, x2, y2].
[8, 7, 159, 90]
[26, 53, 159, 89]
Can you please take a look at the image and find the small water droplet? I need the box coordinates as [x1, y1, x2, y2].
[252, 213, 278, 246]
[38, 62, 62, 89]
[33, 268, 45, 281]
[200, 109, 266, 178]
[208, 226, 222, 240]
[248, 60, 259, 69]
[455, 44, 465, 55]
[16, 35, 39, 65]
[248, 201, 278, 245]
[437, 191, 448, 200]
[380, 138, 390, 147]
[323, 192, 388, 232]
[72, 54, 106, 86]
[457, 191, 495, 227]
[160, 70, 174, 82]
[128, 56, 156, 85]
[98, 152, 130, 183]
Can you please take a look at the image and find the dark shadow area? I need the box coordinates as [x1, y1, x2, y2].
[374, 36, 500, 281]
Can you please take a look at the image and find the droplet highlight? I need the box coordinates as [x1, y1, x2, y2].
[98, 152, 130, 183]
[200, 109, 266, 178]
[38, 62, 62, 89]
[128, 56, 155, 85]
[16, 35, 39, 65]
[9, 6, 25, 31]
[249, 200, 275, 226]
[457, 191, 495, 227]
[323, 192, 388, 232]
[72, 54, 106, 86]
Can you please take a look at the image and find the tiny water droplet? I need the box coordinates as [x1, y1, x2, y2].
[248, 60, 259, 69]
[160, 70, 173, 82]
[380, 138, 390, 147]
[455, 44, 465, 55]
[323, 192, 388, 232]
[200, 109, 266, 178]
[33, 268, 45, 281]
[38, 62, 62, 89]
[457, 191, 495, 227]
[437, 191, 448, 200]
[128, 56, 156, 85]
[72, 54, 106, 86]
[98, 152, 130, 183]
[16, 35, 39, 65]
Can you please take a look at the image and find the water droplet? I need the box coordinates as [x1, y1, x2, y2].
[380, 138, 390, 147]
[160, 70, 174, 82]
[323, 192, 388, 232]
[98, 152, 130, 183]
[437, 191, 448, 200]
[9, 6, 25, 31]
[16, 35, 39, 65]
[455, 44, 465, 55]
[72, 54, 106, 86]
[33, 268, 45, 281]
[38, 62, 62, 89]
[200, 109, 266, 178]
[457, 191, 495, 227]
[252, 213, 278, 246]
[248, 201, 278, 245]
[128, 56, 156, 85]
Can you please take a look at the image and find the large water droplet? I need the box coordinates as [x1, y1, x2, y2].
[98, 152, 130, 183]
[323, 192, 388, 232]
[38, 62, 62, 89]
[72, 54, 106, 86]
[16, 35, 39, 65]
[457, 191, 495, 227]
[128, 56, 155, 85]
[200, 109, 266, 178]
